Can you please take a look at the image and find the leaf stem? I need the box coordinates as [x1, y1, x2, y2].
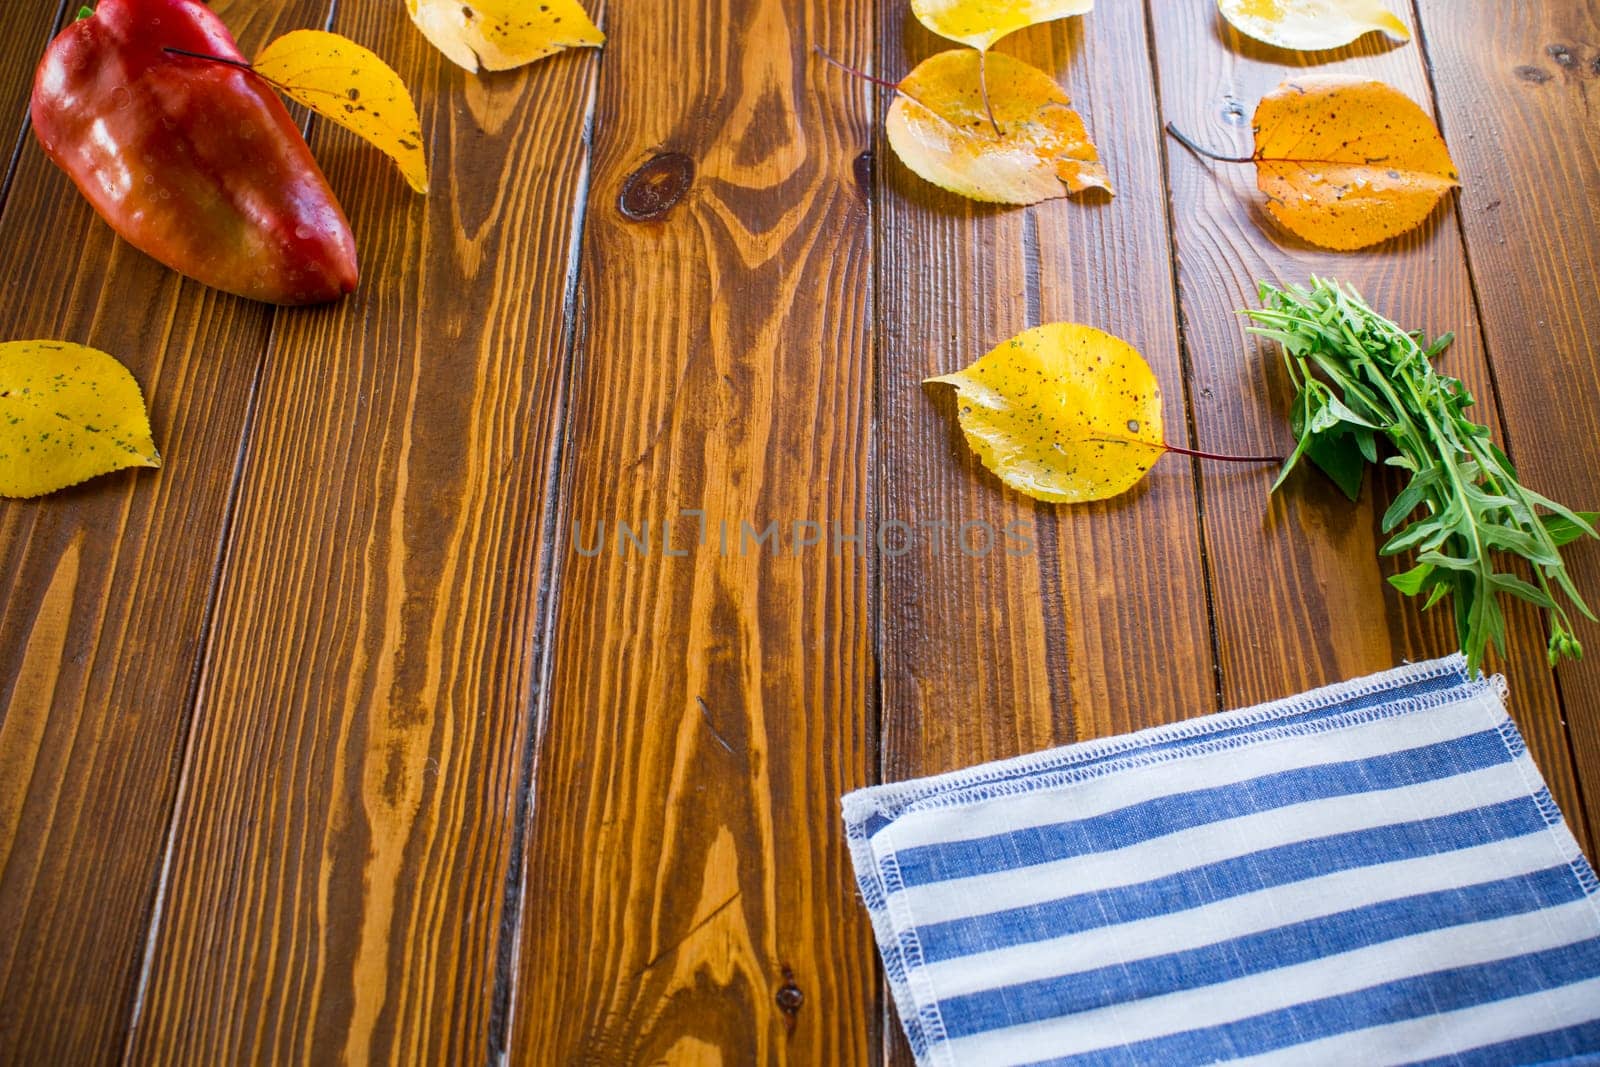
[977, 50, 1003, 139]
[1164, 122, 1255, 164]
[813, 45, 959, 136]
[812, 45, 900, 91]
[162, 46, 294, 97]
[1163, 441, 1283, 464]
[1092, 433, 1281, 464]
[162, 46, 254, 71]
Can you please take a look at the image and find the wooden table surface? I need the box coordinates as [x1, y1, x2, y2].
[2, 0, 1598, 1063]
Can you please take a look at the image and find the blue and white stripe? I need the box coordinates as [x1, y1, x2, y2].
[843, 656, 1600, 1066]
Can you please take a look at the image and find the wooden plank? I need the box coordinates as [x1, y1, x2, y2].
[506, 0, 878, 1061]
[0, 3, 67, 207]
[872, 6, 1220, 1064]
[875, 7, 1218, 775]
[1413, 0, 1600, 838]
[122, 12, 599, 1067]
[0, 3, 330, 1062]
[1147, 6, 1591, 849]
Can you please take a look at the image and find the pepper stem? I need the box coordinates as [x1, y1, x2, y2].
[1164, 122, 1255, 165]
[76, 5, 95, 19]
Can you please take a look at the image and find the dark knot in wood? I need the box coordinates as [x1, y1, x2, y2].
[619, 152, 695, 222]
[775, 964, 804, 1032]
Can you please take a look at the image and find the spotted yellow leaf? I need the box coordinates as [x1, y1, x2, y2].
[912, 0, 1094, 52]
[1219, 0, 1410, 52]
[406, 0, 604, 73]
[887, 50, 1111, 205]
[254, 30, 429, 194]
[0, 341, 161, 499]
[926, 323, 1163, 503]
[1253, 76, 1457, 249]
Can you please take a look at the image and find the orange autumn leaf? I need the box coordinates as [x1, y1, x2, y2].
[925, 323, 1163, 503]
[1253, 75, 1457, 249]
[1172, 75, 1458, 250]
[886, 49, 1112, 205]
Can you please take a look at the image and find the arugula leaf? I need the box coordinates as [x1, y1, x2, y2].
[1388, 562, 1435, 597]
[1545, 512, 1600, 548]
[1307, 432, 1366, 502]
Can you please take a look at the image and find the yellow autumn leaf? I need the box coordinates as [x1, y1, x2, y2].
[925, 323, 1162, 503]
[0, 341, 161, 499]
[255, 30, 429, 194]
[1218, 0, 1410, 52]
[912, 0, 1094, 52]
[405, 0, 604, 73]
[886, 50, 1112, 205]
[1254, 76, 1457, 250]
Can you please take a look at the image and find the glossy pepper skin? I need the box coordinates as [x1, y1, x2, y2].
[31, 0, 358, 305]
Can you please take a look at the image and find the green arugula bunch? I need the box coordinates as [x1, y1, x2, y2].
[1245, 278, 1596, 673]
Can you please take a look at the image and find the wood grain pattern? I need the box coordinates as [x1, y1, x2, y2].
[876, 0, 1217, 779]
[0, 2, 66, 208]
[1147, 1, 1591, 848]
[2, 1, 1598, 1062]
[1414, 0, 1600, 838]
[0, 3, 330, 1063]
[507, 0, 878, 1061]
[123, 8, 598, 1064]
[874, 6, 1221, 1063]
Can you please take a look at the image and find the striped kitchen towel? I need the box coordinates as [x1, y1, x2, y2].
[842, 656, 1600, 1066]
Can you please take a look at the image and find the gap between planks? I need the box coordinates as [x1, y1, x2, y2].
[0, 1, 68, 217]
[1140, 0, 1228, 713]
[487, 22, 606, 1062]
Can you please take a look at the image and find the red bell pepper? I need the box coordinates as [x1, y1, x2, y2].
[31, 0, 358, 305]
